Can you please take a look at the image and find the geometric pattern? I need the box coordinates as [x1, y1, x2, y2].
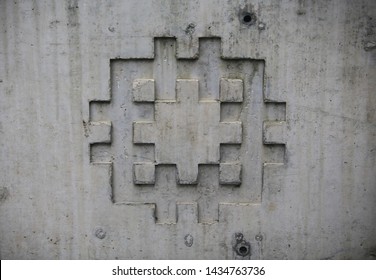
[86, 37, 287, 224]
[133, 78, 242, 184]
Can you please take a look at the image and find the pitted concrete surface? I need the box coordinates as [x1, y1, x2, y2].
[0, 0, 375, 259]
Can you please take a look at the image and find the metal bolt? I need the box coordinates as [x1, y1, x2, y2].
[95, 228, 106, 239]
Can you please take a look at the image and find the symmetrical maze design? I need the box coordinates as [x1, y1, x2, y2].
[86, 37, 287, 223]
[133, 78, 242, 185]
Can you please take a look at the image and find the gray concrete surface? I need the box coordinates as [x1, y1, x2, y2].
[0, 0, 375, 259]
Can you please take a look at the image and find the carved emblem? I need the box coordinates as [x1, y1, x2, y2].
[133, 78, 242, 185]
[86, 37, 286, 223]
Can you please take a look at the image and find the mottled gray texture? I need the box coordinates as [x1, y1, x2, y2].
[0, 0, 375, 259]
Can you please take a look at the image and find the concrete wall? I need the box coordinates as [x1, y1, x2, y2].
[0, 0, 375, 259]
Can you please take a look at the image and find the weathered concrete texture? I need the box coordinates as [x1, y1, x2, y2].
[0, 0, 375, 259]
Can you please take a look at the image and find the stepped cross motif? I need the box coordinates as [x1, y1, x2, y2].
[133, 77, 243, 185]
[87, 38, 286, 223]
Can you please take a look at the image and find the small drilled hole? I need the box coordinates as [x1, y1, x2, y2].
[241, 12, 256, 26]
[239, 246, 248, 255]
[243, 14, 252, 23]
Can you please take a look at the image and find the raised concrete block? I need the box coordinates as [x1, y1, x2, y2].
[219, 122, 242, 144]
[87, 121, 112, 144]
[220, 78, 243, 102]
[220, 163, 242, 185]
[133, 121, 156, 144]
[263, 121, 287, 145]
[132, 79, 155, 102]
[134, 163, 155, 185]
